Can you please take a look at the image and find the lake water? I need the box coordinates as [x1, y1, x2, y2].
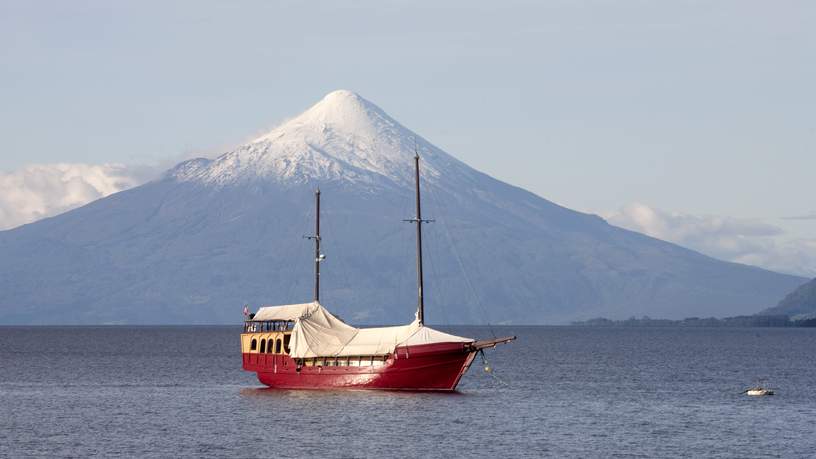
[1, 326, 814, 458]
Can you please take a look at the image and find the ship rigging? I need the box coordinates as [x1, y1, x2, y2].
[241, 155, 514, 391]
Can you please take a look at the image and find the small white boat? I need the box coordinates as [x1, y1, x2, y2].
[745, 387, 775, 396]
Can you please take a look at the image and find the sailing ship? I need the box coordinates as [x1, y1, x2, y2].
[241, 155, 514, 391]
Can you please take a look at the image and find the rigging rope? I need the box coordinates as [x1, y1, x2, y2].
[425, 181, 497, 339]
[479, 350, 508, 387]
[319, 196, 354, 306]
[423, 228, 453, 326]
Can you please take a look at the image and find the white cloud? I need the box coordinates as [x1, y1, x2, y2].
[3, 163, 814, 278]
[604, 203, 816, 277]
[0, 163, 158, 230]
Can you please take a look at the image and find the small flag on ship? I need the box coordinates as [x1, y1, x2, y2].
[243, 304, 249, 317]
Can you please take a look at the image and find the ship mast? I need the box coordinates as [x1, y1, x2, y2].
[305, 188, 323, 302]
[405, 154, 433, 325]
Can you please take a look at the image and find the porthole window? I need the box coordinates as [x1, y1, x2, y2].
[250, 339, 257, 351]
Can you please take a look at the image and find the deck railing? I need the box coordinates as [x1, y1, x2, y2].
[243, 320, 295, 333]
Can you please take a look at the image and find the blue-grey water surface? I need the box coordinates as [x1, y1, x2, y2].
[1, 326, 815, 458]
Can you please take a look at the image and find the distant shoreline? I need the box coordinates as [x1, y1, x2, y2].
[1, 319, 814, 328]
[572, 315, 816, 328]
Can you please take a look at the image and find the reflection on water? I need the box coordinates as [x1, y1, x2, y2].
[1, 326, 815, 457]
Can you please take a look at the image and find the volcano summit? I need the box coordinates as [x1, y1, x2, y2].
[0, 91, 804, 324]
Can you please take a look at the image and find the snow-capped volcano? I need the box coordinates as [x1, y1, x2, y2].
[0, 91, 806, 325]
[171, 90, 449, 187]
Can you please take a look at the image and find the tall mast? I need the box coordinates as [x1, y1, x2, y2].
[314, 188, 320, 302]
[405, 154, 433, 325]
[305, 188, 322, 302]
[414, 156, 424, 324]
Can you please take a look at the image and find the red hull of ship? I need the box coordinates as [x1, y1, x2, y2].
[243, 342, 478, 391]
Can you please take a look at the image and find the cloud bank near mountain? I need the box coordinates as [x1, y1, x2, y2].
[0, 90, 804, 324]
[605, 203, 816, 277]
[2, 161, 815, 278]
[0, 163, 158, 230]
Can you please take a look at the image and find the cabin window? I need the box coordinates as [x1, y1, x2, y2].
[275, 339, 282, 354]
[250, 339, 257, 351]
[372, 357, 385, 367]
[283, 334, 291, 354]
[325, 358, 335, 367]
[305, 358, 314, 367]
[337, 358, 348, 367]
[349, 357, 360, 367]
[315, 358, 324, 366]
[260, 339, 266, 353]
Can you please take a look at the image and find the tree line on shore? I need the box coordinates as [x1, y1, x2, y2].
[572, 314, 816, 327]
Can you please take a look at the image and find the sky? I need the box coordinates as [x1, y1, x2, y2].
[1, 0, 815, 276]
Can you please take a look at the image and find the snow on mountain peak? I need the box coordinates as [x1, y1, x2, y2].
[170, 90, 455, 187]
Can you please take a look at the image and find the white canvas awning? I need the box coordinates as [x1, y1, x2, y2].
[251, 302, 316, 322]
[255, 301, 474, 358]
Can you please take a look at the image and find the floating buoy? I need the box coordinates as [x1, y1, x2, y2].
[745, 387, 774, 396]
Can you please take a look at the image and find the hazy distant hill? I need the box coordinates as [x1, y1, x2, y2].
[760, 278, 816, 318]
[0, 90, 805, 324]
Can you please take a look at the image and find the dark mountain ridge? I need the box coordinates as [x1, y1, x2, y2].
[761, 277, 816, 318]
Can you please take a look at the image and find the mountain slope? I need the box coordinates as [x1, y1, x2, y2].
[0, 90, 805, 324]
[760, 278, 816, 318]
